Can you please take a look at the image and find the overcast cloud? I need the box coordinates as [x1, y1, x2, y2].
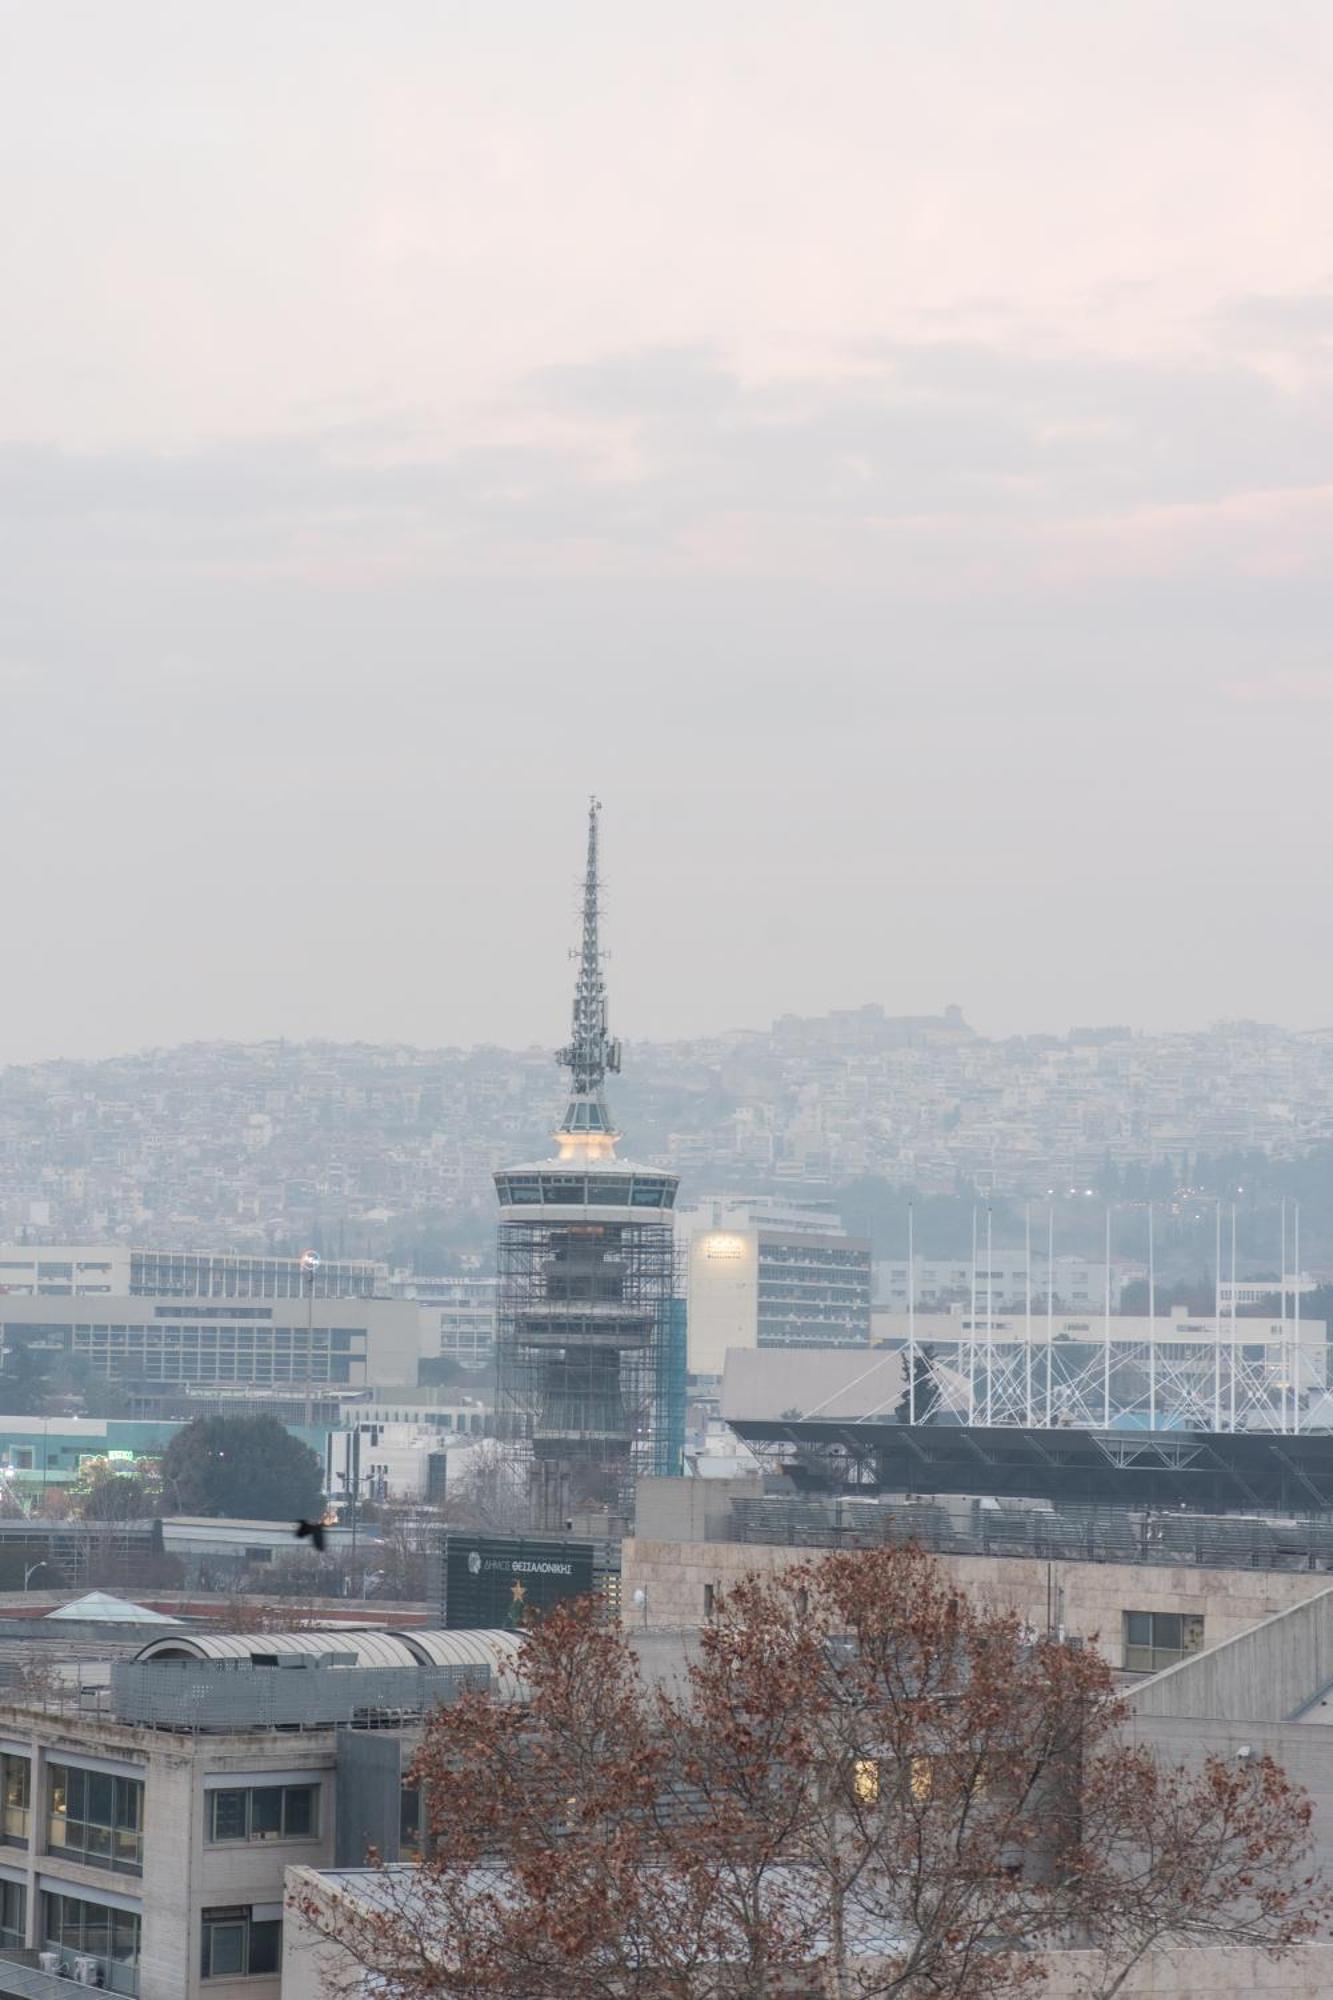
[2, 0, 1333, 1061]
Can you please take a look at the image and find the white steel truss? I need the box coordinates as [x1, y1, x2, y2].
[899, 1325, 1327, 1435]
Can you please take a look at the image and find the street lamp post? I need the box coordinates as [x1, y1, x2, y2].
[23, 1561, 49, 1592]
[299, 1251, 320, 1431]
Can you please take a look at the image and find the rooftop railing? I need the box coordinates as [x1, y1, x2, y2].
[108, 1654, 490, 1733]
[716, 1496, 1333, 1574]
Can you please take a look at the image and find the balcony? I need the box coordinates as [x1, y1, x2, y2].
[0, 1945, 102, 1998]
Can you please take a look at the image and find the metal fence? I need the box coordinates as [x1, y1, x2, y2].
[718, 1496, 1333, 1573]
[109, 1655, 489, 1732]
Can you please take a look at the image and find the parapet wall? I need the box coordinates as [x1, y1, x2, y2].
[622, 1535, 1333, 1668]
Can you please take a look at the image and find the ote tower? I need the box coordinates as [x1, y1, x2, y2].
[493, 800, 679, 1529]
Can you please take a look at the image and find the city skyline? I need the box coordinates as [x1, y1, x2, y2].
[0, 1009, 1326, 1264]
[3, 13, 1332, 1995]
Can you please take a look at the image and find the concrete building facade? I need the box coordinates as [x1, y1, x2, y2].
[621, 1479, 1333, 1676]
[0, 1250, 384, 1303]
[282, 1869, 1333, 2000]
[0, 1698, 336, 1998]
[0, 1626, 521, 2000]
[0, 1297, 420, 1394]
[679, 1198, 871, 1375]
[874, 1254, 1119, 1313]
[395, 1277, 497, 1370]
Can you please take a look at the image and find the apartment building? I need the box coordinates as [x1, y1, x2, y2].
[0, 1625, 520, 1999]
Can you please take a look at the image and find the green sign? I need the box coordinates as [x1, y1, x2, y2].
[442, 1534, 595, 1630]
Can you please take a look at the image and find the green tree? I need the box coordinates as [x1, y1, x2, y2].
[73, 1456, 162, 1521]
[160, 1415, 323, 1522]
[892, 1343, 938, 1425]
[0, 1336, 54, 1415]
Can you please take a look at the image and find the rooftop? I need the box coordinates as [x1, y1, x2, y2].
[45, 1592, 177, 1624]
[679, 1487, 1333, 1578]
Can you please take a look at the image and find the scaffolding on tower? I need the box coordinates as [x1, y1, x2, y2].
[493, 800, 680, 1529]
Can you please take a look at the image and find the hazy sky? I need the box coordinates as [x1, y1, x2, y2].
[4, 1, 1333, 1062]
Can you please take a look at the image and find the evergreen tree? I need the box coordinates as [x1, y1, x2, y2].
[160, 1415, 323, 1522]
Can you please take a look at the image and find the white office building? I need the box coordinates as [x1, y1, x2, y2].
[875, 1255, 1120, 1314]
[679, 1198, 871, 1376]
[0, 1295, 420, 1393]
[391, 1276, 497, 1370]
[0, 1249, 385, 1302]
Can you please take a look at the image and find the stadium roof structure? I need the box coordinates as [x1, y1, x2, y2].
[725, 1414, 1333, 1514]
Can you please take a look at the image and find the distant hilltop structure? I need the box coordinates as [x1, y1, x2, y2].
[493, 801, 680, 1529]
[770, 1002, 972, 1053]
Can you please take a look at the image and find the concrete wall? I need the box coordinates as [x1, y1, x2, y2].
[686, 1227, 758, 1374]
[632, 1476, 762, 1545]
[1128, 1586, 1333, 1722]
[282, 1872, 1333, 2000]
[621, 1535, 1333, 1670]
[282, 1868, 368, 2000]
[1116, 1591, 1333, 1888]
[1040, 1943, 1333, 1997]
[1126, 1708, 1333, 1889]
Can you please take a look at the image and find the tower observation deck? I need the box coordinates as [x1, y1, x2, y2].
[494, 800, 679, 1529]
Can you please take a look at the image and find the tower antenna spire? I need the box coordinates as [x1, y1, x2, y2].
[555, 796, 620, 1148]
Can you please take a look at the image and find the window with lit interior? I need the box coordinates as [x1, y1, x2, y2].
[46, 1764, 143, 1873]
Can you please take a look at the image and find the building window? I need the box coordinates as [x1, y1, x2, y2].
[1122, 1611, 1204, 1673]
[851, 1757, 880, 1803]
[0, 1754, 29, 1846]
[200, 1906, 281, 1979]
[207, 1783, 318, 1844]
[399, 1783, 422, 1861]
[47, 1764, 144, 1874]
[0, 1878, 24, 1947]
[43, 1890, 141, 1996]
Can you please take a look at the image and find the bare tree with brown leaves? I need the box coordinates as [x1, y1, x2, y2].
[675, 1546, 1113, 1998]
[297, 1544, 1326, 1999]
[1072, 1740, 1327, 1998]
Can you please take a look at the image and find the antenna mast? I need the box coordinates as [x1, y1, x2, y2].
[555, 797, 621, 1154]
